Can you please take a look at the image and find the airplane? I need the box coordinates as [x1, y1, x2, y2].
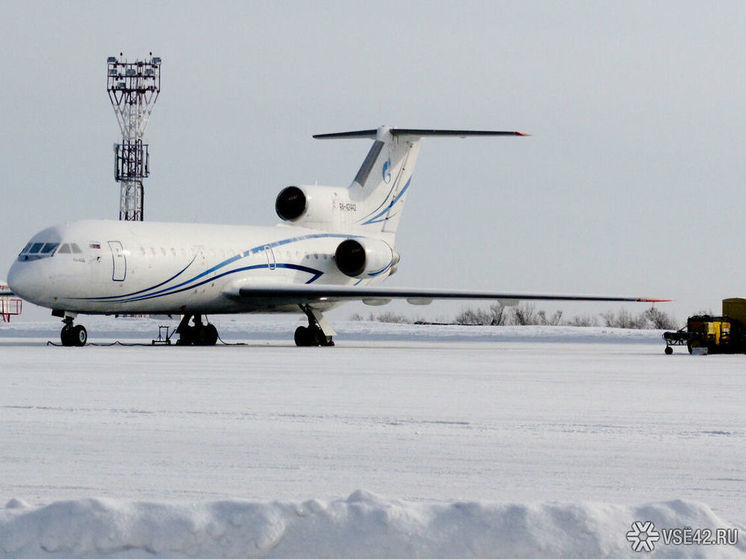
[7, 126, 666, 346]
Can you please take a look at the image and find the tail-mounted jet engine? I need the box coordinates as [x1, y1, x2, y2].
[276, 185, 351, 227]
[335, 238, 397, 278]
[275, 186, 307, 221]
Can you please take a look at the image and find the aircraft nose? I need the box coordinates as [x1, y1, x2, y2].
[7, 259, 39, 302]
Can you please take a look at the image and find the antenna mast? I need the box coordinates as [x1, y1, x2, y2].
[107, 53, 161, 221]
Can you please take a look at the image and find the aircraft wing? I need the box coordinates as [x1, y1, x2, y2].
[228, 284, 669, 307]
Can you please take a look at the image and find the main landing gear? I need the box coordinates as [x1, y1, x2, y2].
[176, 313, 219, 346]
[294, 305, 335, 347]
[60, 315, 87, 347]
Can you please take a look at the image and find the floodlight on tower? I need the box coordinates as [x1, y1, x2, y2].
[106, 53, 161, 221]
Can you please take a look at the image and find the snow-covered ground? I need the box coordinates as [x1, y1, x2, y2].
[1, 316, 744, 558]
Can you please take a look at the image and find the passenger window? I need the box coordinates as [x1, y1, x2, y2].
[71, 243, 82, 254]
[58, 244, 71, 254]
[30, 242, 44, 254]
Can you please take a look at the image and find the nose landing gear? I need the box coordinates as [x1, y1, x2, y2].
[60, 315, 87, 347]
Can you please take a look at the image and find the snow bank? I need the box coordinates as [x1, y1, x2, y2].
[2, 492, 743, 559]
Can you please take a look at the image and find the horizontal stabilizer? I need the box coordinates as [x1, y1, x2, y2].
[313, 129, 529, 140]
[227, 284, 669, 307]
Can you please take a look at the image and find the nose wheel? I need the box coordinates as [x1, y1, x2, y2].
[60, 316, 87, 347]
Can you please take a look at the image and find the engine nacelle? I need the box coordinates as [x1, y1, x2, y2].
[275, 186, 307, 221]
[335, 238, 394, 278]
[275, 185, 351, 227]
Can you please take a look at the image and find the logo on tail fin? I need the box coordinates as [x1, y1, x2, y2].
[382, 158, 392, 184]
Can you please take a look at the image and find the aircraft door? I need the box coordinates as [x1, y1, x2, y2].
[108, 241, 127, 281]
[264, 245, 276, 271]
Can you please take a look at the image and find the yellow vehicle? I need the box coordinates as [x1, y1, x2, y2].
[664, 315, 744, 354]
[664, 298, 746, 354]
[687, 316, 732, 350]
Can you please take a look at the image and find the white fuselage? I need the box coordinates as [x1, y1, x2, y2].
[8, 220, 391, 315]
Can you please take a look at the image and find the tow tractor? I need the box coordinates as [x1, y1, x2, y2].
[664, 298, 746, 354]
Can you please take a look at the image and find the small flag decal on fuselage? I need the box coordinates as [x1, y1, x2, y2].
[89, 243, 101, 249]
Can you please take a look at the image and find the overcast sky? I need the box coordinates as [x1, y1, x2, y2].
[2, 2, 745, 322]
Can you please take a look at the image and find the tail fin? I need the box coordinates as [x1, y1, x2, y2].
[314, 127, 527, 240]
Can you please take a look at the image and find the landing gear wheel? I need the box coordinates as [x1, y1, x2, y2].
[175, 331, 192, 346]
[199, 323, 218, 346]
[295, 326, 312, 347]
[295, 305, 336, 347]
[294, 325, 334, 347]
[60, 321, 87, 347]
[72, 325, 87, 347]
[175, 314, 220, 346]
[310, 328, 325, 346]
[664, 346, 673, 355]
[60, 325, 74, 347]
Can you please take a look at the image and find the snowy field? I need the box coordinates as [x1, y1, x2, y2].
[1, 316, 744, 558]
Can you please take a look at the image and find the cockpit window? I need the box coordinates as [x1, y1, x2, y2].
[71, 243, 82, 254]
[58, 243, 71, 254]
[18, 240, 63, 261]
[41, 242, 59, 254]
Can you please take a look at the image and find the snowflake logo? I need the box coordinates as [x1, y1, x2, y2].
[626, 521, 660, 552]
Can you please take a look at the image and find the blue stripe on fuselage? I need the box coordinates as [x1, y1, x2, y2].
[107, 263, 325, 304]
[73, 232, 358, 303]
